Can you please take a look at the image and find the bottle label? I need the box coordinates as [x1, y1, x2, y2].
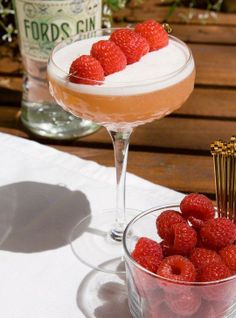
[15, 0, 102, 61]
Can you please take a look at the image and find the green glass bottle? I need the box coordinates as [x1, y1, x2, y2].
[14, 0, 101, 139]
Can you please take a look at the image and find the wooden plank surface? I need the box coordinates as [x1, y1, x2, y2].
[77, 118, 236, 153]
[1, 85, 236, 119]
[172, 24, 236, 45]
[1, 43, 236, 91]
[0, 77, 22, 92]
[192, 44, 236, 86]
[1, 105, 235, 153]
[0, 105, 216, 194]
[1, 24, 236, 91]
[53, 145, 214, 194]
[0, 5, 235, 197]
[176, 88, 236, 118]
[114, 5, 236, 26]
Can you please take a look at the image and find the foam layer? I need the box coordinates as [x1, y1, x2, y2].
[48, 35, 195, 96]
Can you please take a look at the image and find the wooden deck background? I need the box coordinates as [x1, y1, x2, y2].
[1, 2, 236, 197]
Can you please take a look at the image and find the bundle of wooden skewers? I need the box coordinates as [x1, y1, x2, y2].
[211, 136, 236, 224]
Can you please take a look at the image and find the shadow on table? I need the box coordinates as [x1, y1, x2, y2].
[0, 181, 91, 252]
[77, 261, 132, 318]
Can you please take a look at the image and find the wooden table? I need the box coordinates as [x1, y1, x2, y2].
[1, 5, 236, 199]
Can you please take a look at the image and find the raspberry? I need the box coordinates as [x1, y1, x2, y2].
[156, 210, 186, 243]
[133, 266, 159, 298]
[149, 303, 175, 318]
[110, 29, 149, 64]
[212, 300, 233, 317]
[172, 222, 197, 255]
[142, 287, 165, 313]
[180, 193, 215, 222]
[165, 289, 201, 316]
[90, 40, 127, 76]
[219, 245, 236, 271]
[192, 302, 216, 318]
[134, 254, 162, 274]
[131, 237, 163, 273]
[196, 232, 205, 247]
[188, 216, 204, 230]
[160, 240, 178, 257]
[190, 248, 223, 277]
[201, 280, 233, 301]
[157, 255, 196, 282]
[69, 55, 104, 85]
[135, 19, 169, 51]
[200, 217, 236, 250]
[199, 262, 231, 282]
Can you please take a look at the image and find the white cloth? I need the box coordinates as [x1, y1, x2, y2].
[0, 132, 184, 318]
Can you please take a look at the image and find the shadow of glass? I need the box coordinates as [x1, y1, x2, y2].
[77, 259, 132, 318]
[0, 181, 91, 252]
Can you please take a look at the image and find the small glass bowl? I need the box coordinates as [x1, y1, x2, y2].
[123, 205, 236, 318]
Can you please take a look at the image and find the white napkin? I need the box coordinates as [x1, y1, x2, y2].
[0, 132, 184, 318]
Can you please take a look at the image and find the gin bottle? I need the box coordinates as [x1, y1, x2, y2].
[14, 0, 101, 139]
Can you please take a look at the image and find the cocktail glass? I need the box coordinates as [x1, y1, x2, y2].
[47, 28, 195, 273]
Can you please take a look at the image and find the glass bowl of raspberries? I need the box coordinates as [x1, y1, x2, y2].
[123, 193, 236, 318]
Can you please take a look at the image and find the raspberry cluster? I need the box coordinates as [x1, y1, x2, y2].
[131, 193, 236, 318]
[68, 20, 168, 85]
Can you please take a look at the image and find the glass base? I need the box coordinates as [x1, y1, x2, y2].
[21, 101, 100, 140]
[70, 209, 139, 274]
[77, 265, 130, 317]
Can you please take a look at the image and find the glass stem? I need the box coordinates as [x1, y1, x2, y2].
[107, 128, 133, 241]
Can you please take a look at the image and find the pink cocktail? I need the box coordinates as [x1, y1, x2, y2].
[48, 28, 195, 273]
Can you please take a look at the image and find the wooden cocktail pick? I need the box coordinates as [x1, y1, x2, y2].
[211, 136, 236, 223]
[162, 23, 173, 34]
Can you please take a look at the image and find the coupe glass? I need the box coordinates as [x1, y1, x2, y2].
[47, 28, 195, 273]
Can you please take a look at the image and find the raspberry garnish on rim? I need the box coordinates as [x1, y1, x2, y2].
[68, 20, 170, 85]
[135, 19, 169, 51]
[91, 40, 127, 76]
[110, 29, 150, 64]
[69, 55, 104, 85]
